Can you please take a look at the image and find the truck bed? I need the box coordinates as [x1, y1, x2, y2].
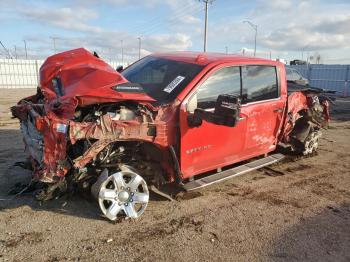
[287, 81, 336, 95]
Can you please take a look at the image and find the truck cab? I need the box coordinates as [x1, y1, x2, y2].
[120, 52, 287, 178]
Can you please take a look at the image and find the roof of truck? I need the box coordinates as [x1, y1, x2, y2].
[152, 51, 280, 66]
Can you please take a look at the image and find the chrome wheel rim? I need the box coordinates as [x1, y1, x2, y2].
[303, 131, 321, 155]
[98, 167, 149, 221]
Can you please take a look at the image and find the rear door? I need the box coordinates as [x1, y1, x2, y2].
[240, 65, 285, 156]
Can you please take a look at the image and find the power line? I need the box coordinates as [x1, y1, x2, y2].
[117, 4, 204, 57]
[127, 2, 201, 36]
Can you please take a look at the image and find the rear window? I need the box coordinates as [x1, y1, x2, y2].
[121, 56, 204, 104]
[242, 66, 278, 103]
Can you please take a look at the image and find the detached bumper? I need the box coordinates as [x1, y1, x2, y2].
[21, 108, 44, 164]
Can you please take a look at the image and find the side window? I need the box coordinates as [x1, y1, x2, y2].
[195, 66, 241, 109]
[241, 66, 278, 103]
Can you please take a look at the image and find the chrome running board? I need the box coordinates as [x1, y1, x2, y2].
[183, 153, 284, 191]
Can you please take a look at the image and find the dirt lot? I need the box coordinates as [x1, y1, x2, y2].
[0, 89, 349, 262]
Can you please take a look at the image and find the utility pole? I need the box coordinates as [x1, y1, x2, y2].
[137, 37, 142, 60]
[225, 46, 228, 54]
[14, 45, 17, 59]
[50, 37, 58, 53]
[243, 20, 258, 56]
[301, 44, 309, 60]
[120, 40, 124, 65]
[200, 0, 214, 52]
[23, 40, 28, 59]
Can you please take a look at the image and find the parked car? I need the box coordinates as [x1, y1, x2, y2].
[290, 59, 307, 65]
[286, 67, 309, 85]
[11, 49, 331, 221]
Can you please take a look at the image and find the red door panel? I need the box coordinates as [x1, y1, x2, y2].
[179, 107, 247, 178]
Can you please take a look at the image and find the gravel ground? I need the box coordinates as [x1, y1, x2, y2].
[0, 89, 349, 262]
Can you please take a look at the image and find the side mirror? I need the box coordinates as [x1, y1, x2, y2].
[116, 65, 124, 73]
[187, 94, 241, 128]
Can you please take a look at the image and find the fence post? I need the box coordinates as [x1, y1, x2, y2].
[307, 64, 312, 83]
[35, 60, 39, 87]
[344, 65, 349, 97]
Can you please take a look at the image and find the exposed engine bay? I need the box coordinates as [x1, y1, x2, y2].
[12, 91, 176, 220]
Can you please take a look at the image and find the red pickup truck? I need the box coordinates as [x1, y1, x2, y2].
[12, 48, 330, 221]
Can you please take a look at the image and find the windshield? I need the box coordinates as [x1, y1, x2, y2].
[121, 56, 204, 104]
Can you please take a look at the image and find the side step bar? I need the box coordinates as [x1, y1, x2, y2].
[183, 153, 284, 191]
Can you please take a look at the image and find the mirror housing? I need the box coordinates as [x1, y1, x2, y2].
[187, 94, 241, 128]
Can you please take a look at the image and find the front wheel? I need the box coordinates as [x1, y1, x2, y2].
[91, 166, 149, 221]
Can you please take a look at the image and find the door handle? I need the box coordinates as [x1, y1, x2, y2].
[273, 108, 283, 113]
[238, 116, 246, 121]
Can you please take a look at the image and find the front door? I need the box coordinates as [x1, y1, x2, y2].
[179, 66, 247, 179]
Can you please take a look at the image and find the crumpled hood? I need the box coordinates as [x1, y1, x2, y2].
[39, 48, 155, 106]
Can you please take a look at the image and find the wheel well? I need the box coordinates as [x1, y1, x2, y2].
[290, 113, 312, 143]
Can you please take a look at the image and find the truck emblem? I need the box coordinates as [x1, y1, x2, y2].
[186, 145, 212, 154]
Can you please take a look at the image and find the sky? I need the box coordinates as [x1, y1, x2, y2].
[1, 0, 350, 64]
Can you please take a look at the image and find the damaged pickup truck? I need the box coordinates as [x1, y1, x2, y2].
[11, 48, 331, 221]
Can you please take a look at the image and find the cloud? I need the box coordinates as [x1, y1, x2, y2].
[312, 14, 350, 35]
[21, 7, 102, 33]
[7, 0, 197, 62]
[210, 0, 350, 56]
[3, 0, 350, 64]
[145, 33, 192, 51]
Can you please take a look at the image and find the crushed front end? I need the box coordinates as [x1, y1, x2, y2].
[11, 48, 178, 220]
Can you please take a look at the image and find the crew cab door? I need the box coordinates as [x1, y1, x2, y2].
[179, 66, 247, 178]
[240, 65, 285, 155]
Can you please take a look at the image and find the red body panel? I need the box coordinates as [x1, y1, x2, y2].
[12, 49, 330, 184]
[40, 48, 155, 109]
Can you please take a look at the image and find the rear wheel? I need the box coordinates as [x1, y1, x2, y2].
[298, 129, 322, 156]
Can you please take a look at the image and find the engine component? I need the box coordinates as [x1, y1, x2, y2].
[119, 106, 135, 120]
